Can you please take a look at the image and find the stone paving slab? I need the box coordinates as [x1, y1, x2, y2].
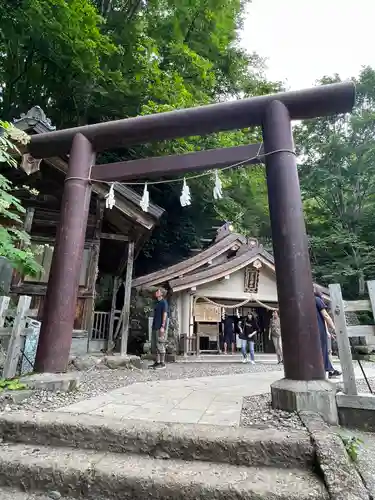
[56, 362, 375, 427]
[57, 370, 279, 425]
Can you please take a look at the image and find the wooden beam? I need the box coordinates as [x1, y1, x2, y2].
[336, 393, 375, 410]
[24, 207, 35, 233]
[29, 82, 355, 158]
[100, 232, 129, 242]
[121, 241, 135, 355]
[91, 143, 263, 182]
[3, 295, 31, 379]
[347, 325, 375, 337]
[108, 276, 121, 350]
[344, 299, 371, 312]
[329, 284, 357, 395]
[85, 199, 105, 341]
[367, 280, 375, 316]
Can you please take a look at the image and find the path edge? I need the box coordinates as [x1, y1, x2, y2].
[299, 410, 370, 500]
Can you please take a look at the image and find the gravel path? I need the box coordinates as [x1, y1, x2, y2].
[0, 362, 284, 413]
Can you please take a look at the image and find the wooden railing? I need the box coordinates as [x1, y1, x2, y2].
[0, 295, 36, 379]
[92, 311, 110, 340]
[329, 280, 375, 396]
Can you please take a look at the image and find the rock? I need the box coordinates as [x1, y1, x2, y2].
[154, 450, 171, 460]
[96, 362, 110, 370]
[71, 355, 101, 371]
[143, 341, 151, 354]
[104, 355, 142, 370]
[48, 491, 62, 500]
[0, 345, 6, 368]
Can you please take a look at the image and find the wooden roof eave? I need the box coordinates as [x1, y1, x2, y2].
[170, 247, 263, 292]
[44, 156, 163, 232]
[132, 232, 247, 289]
[170, 248, 329, 300]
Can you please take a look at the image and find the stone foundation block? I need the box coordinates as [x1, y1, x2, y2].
[271, 378, 338, 425]
[19, 373, 80, 393]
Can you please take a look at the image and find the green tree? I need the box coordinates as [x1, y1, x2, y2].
[0, 122, 42, 276]
[296, 68, 375, 297]
[0, 0, 279, 274]
[0, 0, 115, 126]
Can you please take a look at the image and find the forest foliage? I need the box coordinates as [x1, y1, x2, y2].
[0, 0, 374, 298]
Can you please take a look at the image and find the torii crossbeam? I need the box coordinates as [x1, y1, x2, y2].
[29, 83, 355, 390]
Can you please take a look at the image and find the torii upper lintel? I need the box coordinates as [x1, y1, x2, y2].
[28, 82, 355, 159]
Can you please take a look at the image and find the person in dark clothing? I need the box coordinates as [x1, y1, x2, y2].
[239, 312, 258, 364]
[151, 288, 169, 370]
[221, 312, 235, 354]
[314, 286, 341, 378]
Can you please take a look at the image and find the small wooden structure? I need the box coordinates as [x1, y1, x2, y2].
[133, 223, 330, 356]
[6, 108, 163, 354]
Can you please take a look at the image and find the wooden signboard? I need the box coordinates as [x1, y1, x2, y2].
[194, 302, 221, 322]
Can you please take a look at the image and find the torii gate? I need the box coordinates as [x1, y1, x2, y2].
[28, 83, 355, 405]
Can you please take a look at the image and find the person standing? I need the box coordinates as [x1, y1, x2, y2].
[151, 288, 169, 370]
[314, 286, 341, 378]
[269, 310, 283, 364]
[240, 312, 258, 364]
[222, 312, 235, 354]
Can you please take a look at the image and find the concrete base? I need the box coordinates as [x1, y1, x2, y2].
[271, 378, 338, 425]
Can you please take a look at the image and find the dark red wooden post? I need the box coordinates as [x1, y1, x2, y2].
[262, 100, 325, 380]
[34, 133, 95, 373]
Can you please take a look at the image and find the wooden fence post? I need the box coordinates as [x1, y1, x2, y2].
[367, 280, 375, 319]
[120, 241, 135, 356]
[329, 284, 357, 395]
[107, 276, 120, 351]
[3, 295, 31, 379]
[0, 296, 10, 328]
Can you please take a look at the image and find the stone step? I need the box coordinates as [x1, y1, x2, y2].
[0, 411, 313, 469]
[0, 487, 74, 499]
[0, 442, 328, 500]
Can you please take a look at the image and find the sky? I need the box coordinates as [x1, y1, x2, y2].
[241, 0, 375, 90]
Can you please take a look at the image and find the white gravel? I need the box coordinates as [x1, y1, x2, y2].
[240, 393, 306, 431]
[240, 375, 375, 432]
[0, 362, 284, 413]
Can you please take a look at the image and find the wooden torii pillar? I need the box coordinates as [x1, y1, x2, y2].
[29, 83, 355, 378]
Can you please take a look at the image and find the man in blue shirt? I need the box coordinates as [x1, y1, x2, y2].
[151, 288, 169, 370]
[314, 286, 341, 378]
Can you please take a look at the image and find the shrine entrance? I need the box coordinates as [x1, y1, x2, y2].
[26, 83, 355, 386]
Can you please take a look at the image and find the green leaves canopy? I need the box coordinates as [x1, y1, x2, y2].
[296, 68, 375, 297]
[0, 0, 278, 274]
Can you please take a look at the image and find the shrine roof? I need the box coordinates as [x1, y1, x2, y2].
[132, 226, 247, 289]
